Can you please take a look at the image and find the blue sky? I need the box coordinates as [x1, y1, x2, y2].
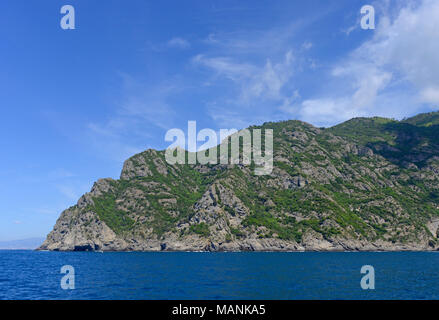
[1, 0, 438, 241]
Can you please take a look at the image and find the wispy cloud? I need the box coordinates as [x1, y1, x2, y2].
[56, 184, 81, 200]
[187, 7, 337, 129]
[47, 168, 75, 180]
[301, 41, 313, 50]
[201, 12, 327, 57]
[193, 55, 257, 81]
[194, 51, 298, 127]
[86, 74, 183, 160]
[167, 37, 191, 49]
[35, 208, 59, 215]
[193, 51, 298, 105]
[287, 0, 439, 126]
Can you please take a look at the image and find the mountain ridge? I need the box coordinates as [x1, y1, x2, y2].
[39, 111, 439, 251]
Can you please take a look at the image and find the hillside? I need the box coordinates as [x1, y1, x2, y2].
[39, 111, 439, 251]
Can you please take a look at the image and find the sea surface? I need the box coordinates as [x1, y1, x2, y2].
[1, 250, 438, 300]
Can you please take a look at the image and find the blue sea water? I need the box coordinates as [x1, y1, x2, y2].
[0, 250, 438, 300]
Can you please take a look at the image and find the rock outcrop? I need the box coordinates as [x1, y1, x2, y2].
[39, 112, 439, 251]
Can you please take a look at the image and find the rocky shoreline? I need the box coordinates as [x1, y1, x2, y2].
[38, 206, 436, 252]
[39, 113, 439, 253]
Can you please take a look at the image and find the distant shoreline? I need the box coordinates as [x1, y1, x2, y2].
[33, 248, 439, 253]
[0, 237, 45, 250]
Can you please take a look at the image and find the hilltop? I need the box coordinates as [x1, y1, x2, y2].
[39, 111, 439, 251]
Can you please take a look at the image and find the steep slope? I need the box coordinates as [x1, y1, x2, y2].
[39, 111, 439, 251]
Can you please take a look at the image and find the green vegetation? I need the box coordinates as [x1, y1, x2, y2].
[92, 194, 135, 235]
[190, 223, 210, 237]
[80, 110, 439, 246]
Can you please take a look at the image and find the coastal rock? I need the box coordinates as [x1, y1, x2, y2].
[39, 112, 439, 252]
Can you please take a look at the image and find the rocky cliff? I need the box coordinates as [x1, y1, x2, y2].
[39, 112, 439, 251]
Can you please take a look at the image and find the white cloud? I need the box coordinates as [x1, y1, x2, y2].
[283, 98, 359, 127]
[331, 62, 393, 109]
[189, 8, 335, 128]
[241, 51, 294, 103]
[292, 0, 439, 126]
[421, 87, 439, 103]
[194, 51, 296, 106]
[167, 37, 191, 49]
[362, 0, 439, 104]
[194, 50, 299, 128]
[207, 104, 256, 129]
[301, 41, 313, 50]
[193, 54, 257, 81]
[343, 24, 358, 36]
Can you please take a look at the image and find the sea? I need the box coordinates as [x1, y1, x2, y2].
[1, 250, 438, 300]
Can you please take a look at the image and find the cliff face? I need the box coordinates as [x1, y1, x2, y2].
[39, 112, 439, 251]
